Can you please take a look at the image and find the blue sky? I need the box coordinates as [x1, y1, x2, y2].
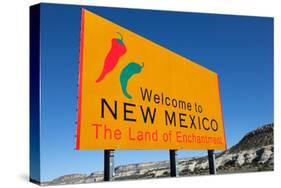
[38, 3, 273, 182]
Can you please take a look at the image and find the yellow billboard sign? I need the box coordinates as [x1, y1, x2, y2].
[76, 9, 227, 150]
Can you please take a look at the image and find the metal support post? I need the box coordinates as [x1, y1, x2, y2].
[169, 149, 179, 177]
[208, 150, 216, 174]
[104, 150, 115, 181]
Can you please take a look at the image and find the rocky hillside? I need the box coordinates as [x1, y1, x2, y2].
[229, 124, 273, 153]
[45, 123, 274, 185]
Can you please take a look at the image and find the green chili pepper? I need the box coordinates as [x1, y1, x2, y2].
[120, 62, 144, 99]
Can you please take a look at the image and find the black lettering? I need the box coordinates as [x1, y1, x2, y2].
[124, 103, 136, 122]
[198, 105, 203, 113]
[172, 99, 177, 107]
[187, 103, 192, 111]
[202, 117, 210, 130]
[140, 106, 157, 124]
[189, 115, 196, 129]
[154, 94, 160, 104]
[211, 119, 218, 131]
[179, 113, 188, 128]
[101, 98, 117, 119]
[178, 100, 186, 110]
[140, 87, 152, 102]
[165, 97, 171, 106]
[165, 110, 176, 126]
[198, 116, 201, 129]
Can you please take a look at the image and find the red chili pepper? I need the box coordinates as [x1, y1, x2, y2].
[96, 32, 127, 83]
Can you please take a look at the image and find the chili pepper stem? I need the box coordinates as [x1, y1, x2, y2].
[116, 32, 123, 41]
